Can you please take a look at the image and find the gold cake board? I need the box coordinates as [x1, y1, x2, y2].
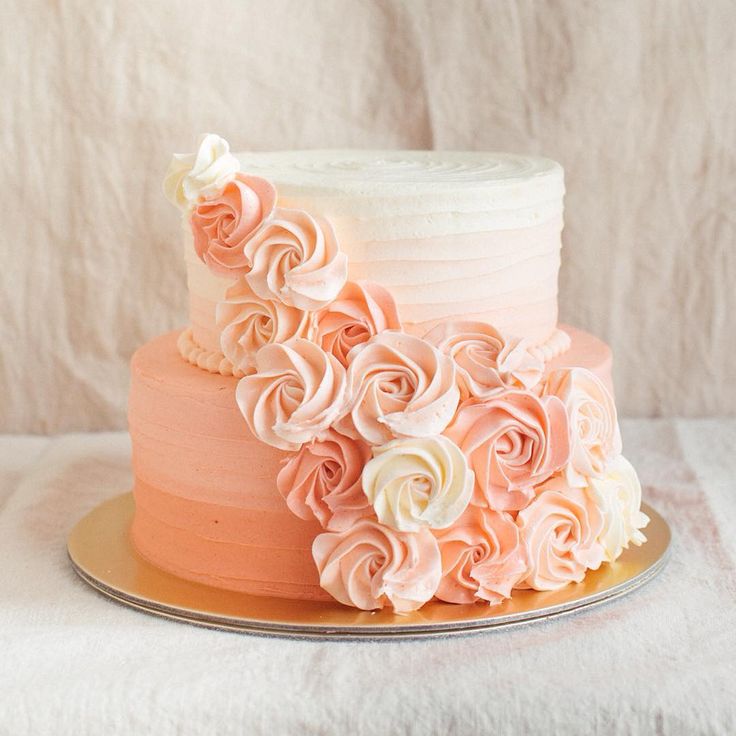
[68, 493, 670, 640]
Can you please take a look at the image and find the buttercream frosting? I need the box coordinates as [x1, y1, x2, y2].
[517, 478, 605, 591]
[543, 367, 622, 487]
[312, 520, 442, 612]
[314, 280, 401, 367]
[141, 136, 649, 613]
[235, 338, 347, 451]
[361, 435, 474, 532]
[191, 173, 276, 276]
[434, 506, 528, 605]
[130, 328, 625, 603]
[243, 207, 348, 310]
[217, 277, 313, 374]
[171, 146, 568, 376]
[336, 331, 460, 445]
[588, 455, 650, 562]
[445, 390, 570, 511]
[425, 320, 545, 398]
[276, 428, 373, 532]
[164, 133, 240, 209]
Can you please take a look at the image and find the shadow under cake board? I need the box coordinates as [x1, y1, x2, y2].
[68, 493, 670, 640]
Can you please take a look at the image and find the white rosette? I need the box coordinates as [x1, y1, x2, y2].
[361, 435, 474, 532]
[163, 133, 240, 209]
[588, 455, 650, 562]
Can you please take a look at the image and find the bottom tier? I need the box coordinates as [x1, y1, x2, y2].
[129, 327, 614, 601]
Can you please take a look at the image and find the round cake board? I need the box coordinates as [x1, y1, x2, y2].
[68, 493, 670, 640]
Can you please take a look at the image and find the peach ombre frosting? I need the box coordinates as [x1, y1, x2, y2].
[314, 280, 401, 367]
[216, 277, 313, 375]
[129, 333, 331, 601]
[276, 428, 373, 531]
[312, 520, 442, 613]
[434, 506, 528, 605]
[425, 320, 545, 398]
[444, 391, 570, 512]
[191, 173, 277, 277]
[335, 331, 460, 445]
[516, 477, 606, 591]
[131, 134, 649, 612]
[235, 338, 347, 451]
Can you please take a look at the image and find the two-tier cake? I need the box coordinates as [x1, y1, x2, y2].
[128, 134, 649, 612]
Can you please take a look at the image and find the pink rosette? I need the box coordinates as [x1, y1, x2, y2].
[336, 331, 460, 446]
[243, 207, 348, 310]
[434, 506, 528, 605]
[276, 428, 373, 531]
[235, 338, 347, 451]
[216, 278, 313, 375]
[425, 321, 545, 398]
[516, 476, 605, 590]
[312, 520, 441, 612]
[444, 390, 570, 511]
[190, 173, 276, 276]
[542, 367, 622, 486]
[314, 280, 401, 367]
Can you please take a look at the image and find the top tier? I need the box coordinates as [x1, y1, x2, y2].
[175, 143, 567, 373]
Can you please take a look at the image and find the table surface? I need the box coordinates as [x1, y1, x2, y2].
[2, 419, 735, 735]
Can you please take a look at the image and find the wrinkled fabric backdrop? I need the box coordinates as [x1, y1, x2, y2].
[2, 0, 734, 433]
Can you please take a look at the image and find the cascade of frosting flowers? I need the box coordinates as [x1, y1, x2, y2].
[165, 134, 650, 613]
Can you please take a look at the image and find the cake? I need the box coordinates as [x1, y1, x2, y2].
[129, 134, 649, 612]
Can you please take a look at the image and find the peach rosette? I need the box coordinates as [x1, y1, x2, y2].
[587, 455, 649, 563]
[312, 520, 442, 612]
[444, 390, 570, 512]
[314, 280, 401, 367]
[163, 133, 240, 210]
[276, 428, 373, 532]
[361, 435, 474, 532]
[434, 506, 528, 604]
[425, 321, 545, 398]
[516, 476, 605, 590]
[243, 207, 348, 310]
[543, 367, 622, 487]
[216, 278, 313, 375]
[190, 173, 277, 277]
[336, 331, 459, 446]
[235, 338, 347, 451]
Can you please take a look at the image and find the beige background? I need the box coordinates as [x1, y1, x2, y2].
[2, 0, 734, 433]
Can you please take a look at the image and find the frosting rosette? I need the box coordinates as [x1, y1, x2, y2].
[516, 477, 605, 590]
[314, 280, 401, 367]
[434, 506, 528, 604]
[276, 428, 373, 531]
[235, 338, 347, 451]
[336, 331, 459, 445]
[190, 173, 277, 276]
[587, 455, 649, 562]
[361, 435, 474, 532]
[243, 207, 348, 310]
[217, 278, 313, 374]
[543, 367, 622, 487]
[425, 321, 545, 398]
[444, 390, 570, 511]
[163, 133, 240, 209]
[312, 520, 441, 612]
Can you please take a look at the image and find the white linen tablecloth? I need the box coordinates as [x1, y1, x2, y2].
[1, 420, 735, 735]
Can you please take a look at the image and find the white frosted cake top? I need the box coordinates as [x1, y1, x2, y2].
[235, 149, 564, 198]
